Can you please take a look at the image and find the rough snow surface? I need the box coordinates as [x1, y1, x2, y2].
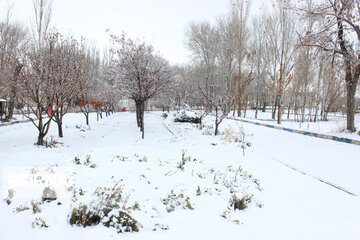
[0, 111, 359, 240]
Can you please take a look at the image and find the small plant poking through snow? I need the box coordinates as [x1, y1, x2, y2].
[161, 190, 194, 213]
[69, 182, 140, 233]
[4, 189, 14, 205]
[15, 205, 30, 213]
[177, 150, 197, 171]
[31, 201, 42, 214]
[152, 223, 169, 231]
[115, 155, 129, 162]
[75, 124, 90, 132]
[32, 217, 48, 228]
[43, 136, 63, 148]
[220, 124, 252, 155]
[73, 155, 97, 168]
[74, 157, 81, 165]
[196, 186, 201, 196]
[201, 124, 214, 135]
[230, 194, 252, 211]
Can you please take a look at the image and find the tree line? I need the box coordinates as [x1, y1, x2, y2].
[171, 0, 360, 134]
[0, 0, 172, 144]
[0, 0, 359, 145]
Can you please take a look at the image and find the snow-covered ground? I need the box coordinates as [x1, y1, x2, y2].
[1, 111, 360, 240]
[240, 109, 360, 141]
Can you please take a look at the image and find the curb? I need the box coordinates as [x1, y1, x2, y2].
[228, 117, 360, 146]
[0, 118, 34, 127]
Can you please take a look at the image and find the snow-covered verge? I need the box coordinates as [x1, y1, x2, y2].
[0, 111, 360, 240]
[239, 110, 360, 141]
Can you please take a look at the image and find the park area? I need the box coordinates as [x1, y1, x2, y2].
[0, 111, 359, 240]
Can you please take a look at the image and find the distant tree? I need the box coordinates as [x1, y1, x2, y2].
[264, 0, 296, 124]
[51, 35, 84, 137]
[0, 10, 27, 121]
[291, 0, 360, 132]
[32, 0, 53, 51]
[109, 32, 172, 139]
[77, 45, 100, 126]
[249, 16, 269, 118]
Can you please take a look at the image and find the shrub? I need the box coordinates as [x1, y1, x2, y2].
[161, 113, 168, 119]
[42, 187, 57, 202]
[69, 183, 140, 233]
[230, 194, 252, 211]
[174, 112, 202, 124]
[161, 190, 194, 212]
[69, 205, 101, 227]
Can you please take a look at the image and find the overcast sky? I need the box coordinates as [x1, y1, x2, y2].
[1, 0, 266, 65]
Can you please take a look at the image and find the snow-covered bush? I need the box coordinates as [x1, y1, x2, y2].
[161, 113, 168, 119]
[42, 187, 57, 202]
[69, 182, 140, 233]
[161, 190, 194, 213]
[174, 111, 202, 124]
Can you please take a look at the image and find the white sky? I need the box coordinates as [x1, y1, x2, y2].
[1, 0, 266, 65]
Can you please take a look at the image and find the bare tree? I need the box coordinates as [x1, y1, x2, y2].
[265, 0, 296, 124]
[109, 32, 172, 138]
[32, 0, 53, 51]
[292, 0, 360, 132]
[249, 16, 269, 119]
[77, 44, 101, 126]
[229, 0, 251, 117]
[0, 9, 27, 121]
[51, 35, 84, 137]
[16, 33, 70, 145]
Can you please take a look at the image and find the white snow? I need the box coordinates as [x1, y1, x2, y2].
[0, 111, 360, 239]
[239, 110, 360, 141]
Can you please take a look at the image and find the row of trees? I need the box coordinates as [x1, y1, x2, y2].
[1, 0, 359, 143]
[0, 1, 174, 144]
[163, 0, 359, 134]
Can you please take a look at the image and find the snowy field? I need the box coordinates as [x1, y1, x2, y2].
[1, 111, 360, 240]
[240, 110, 360, 141]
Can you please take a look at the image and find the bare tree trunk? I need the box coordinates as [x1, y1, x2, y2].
[277, 97, 282, 124]
[85, 113, 89, 125]
[272, 94, 278, 120]
[135, 101, 140, 128]
[287, 103, 291, 120]
[6, 64, 23, 121]
[57, 121, 63, 138]
[255, 92, 259, 119]
[346, 77, 357, 132]
[135, 100, 146, 138]
[237, 101, 241, 117]
[37, 133, 45, 146]
[262, 96, 266, 112]
[214, 107, 219, 136]
[6, 91, 15, 121]
[36, 113, 51, 145]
